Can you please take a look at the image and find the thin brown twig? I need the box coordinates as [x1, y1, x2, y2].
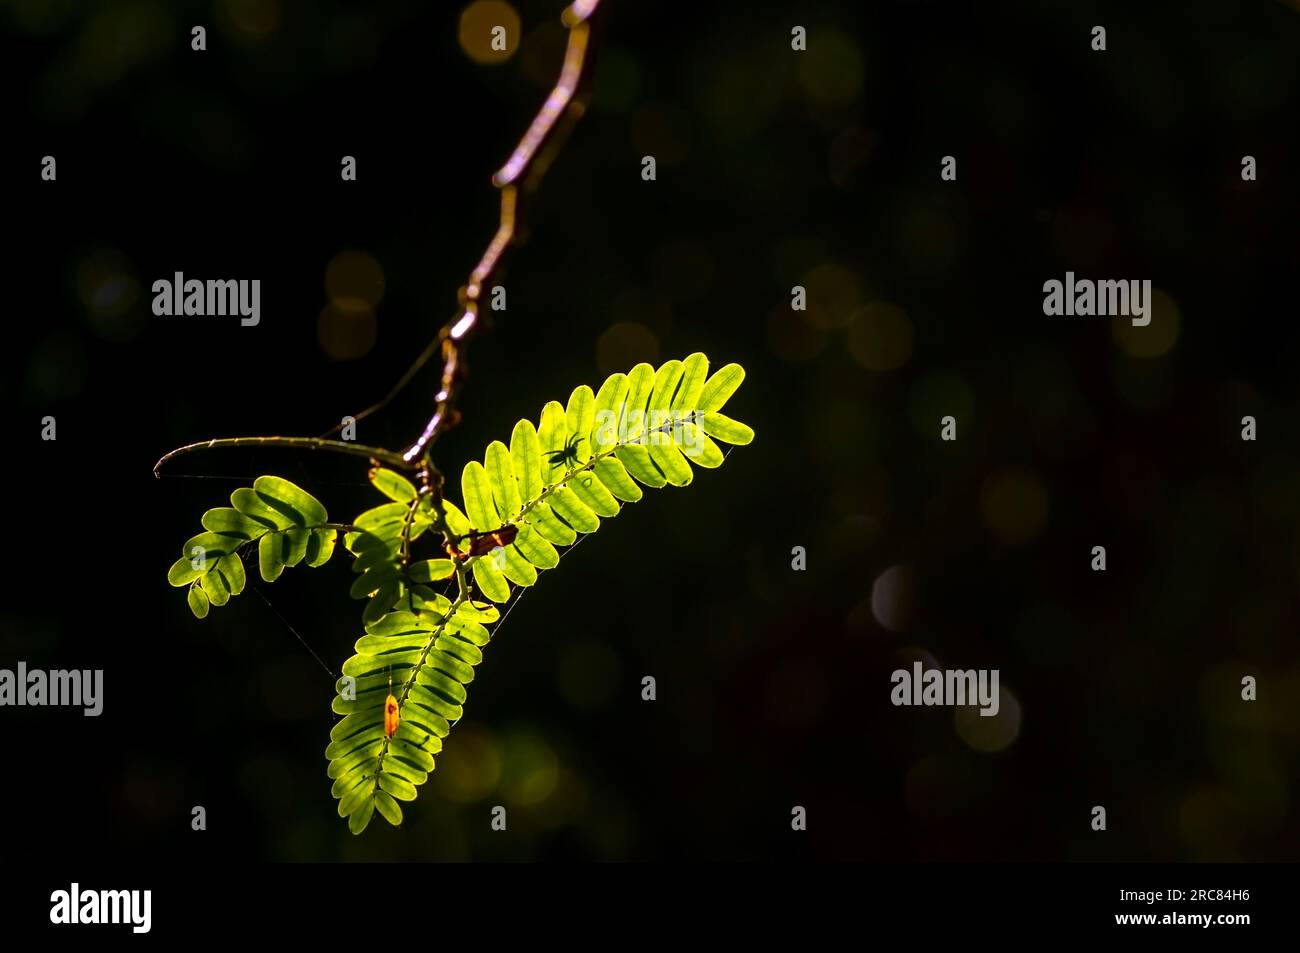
[153, 435, 409, 476]
[156, 0, 604, 479]
[316, 335, 440, 438]
[398, 0, 603, 465]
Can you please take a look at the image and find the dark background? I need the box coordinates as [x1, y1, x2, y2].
[2, 0, 1299, 862]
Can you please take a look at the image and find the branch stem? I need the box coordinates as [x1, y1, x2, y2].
[398, 0, 603, 462]
[153, 436, 411, 477]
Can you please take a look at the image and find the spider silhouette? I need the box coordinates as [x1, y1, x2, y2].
[546, 434, 587, 471]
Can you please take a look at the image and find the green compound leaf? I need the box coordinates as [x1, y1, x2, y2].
[449, 353, 751, 604]
[167, 478, 338, 617]
[341, 470, 440, 621]
[328, 597, 499, 833]
[330, 354, 751, 831]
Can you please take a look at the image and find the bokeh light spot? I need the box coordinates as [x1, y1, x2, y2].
[800, 261, 860, 330]
[459, 1, 521, 64]
[1112, 287, 1180, 358]
[317, 301, 377, 361]
[871, 564, 919, 633]
[325, 249, 385, 308]
[435, 725, 502, 804]
[980, 466, 1049, 546]
[501, 732, 560, 807]
[596, 321, 658, 373]
[219, 0, 279, 41]
[954, 687, 1021, 753]
[76, 248, 144, 341]
[847, 301, 914, 371]
[796, 30, 864, 104]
